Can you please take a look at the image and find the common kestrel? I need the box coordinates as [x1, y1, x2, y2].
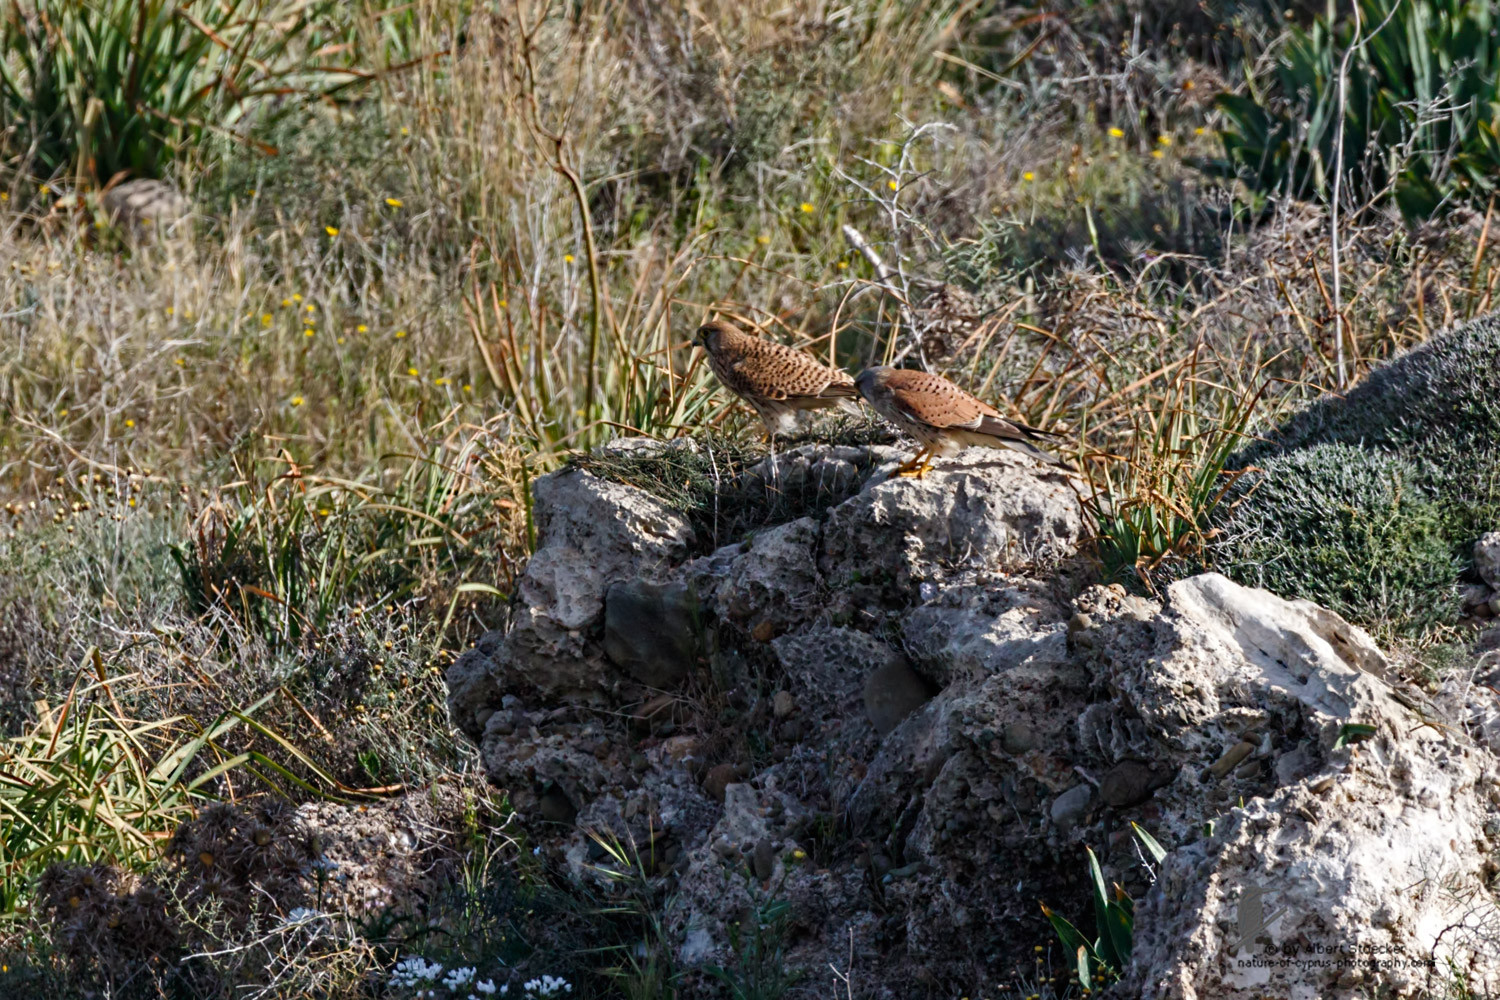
[693, 320, 860, 439]
[855, 366, 1065, 477]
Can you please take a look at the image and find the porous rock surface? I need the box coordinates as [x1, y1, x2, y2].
[447, 442, 1500, 998]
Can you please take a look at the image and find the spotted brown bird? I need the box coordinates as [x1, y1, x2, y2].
[692, 320, 860, 440]
[855, 366, 1065, 477]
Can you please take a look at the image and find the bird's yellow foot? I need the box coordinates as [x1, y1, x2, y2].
[894, 450, 932, 477]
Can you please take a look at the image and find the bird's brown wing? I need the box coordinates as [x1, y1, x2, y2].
[882, 369, 1000, 430]
[732, 338, 854, 401]
[885, 369, 1063, 461]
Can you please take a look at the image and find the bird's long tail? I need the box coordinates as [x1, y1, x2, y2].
[976, 415, 1072, 469]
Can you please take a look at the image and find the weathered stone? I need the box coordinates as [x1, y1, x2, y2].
[862, 657, 930, 736]
[1049, 784, 1093, 832]
[1115, 575, 1500, 999]
[702, 763, 737, 804]
[1098, 759, 1174, 808]
[901, 583, 1068, 688]
[449, 466, 694, 721]
[820, 449, 1084, 610]
[602, 580, 702, 688]
[751, 837, 775, 881]
[443, 437, 1500, 998]
[1477, 531, 1500, 590]
[770, 626, 906, 730]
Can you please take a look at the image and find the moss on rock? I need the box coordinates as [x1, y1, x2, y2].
[1213, 444, 1462, 633]
[1209, 312, 1500, 638]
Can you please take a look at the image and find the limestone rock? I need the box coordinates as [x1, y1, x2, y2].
[862, 657, 931, 735]
[1477, 530, 1500, 590]
[900, 582, 1068, 688]
[602, 579, 703, 688]
[442, 435, 1500, 998]
[819, 449, 1083, 612]
[1115, 575, 1500, 999]
[684, 516, 825, 636]
[491, 467, 693, 705]
[444, 628, 507, 742]
[770, 626, 906, 730]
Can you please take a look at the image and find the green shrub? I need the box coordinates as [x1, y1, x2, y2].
[0, 0, 363, 183]
[1209, 312, 1500, 637]
[1211, 0, 1500, 218]
[1213, 444, 1462, 633]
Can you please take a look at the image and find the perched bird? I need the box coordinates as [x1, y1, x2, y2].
[692, 320, 860, 440]
[855, 366, 1066, 477]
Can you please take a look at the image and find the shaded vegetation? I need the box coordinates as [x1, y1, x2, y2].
[1209, 313, 1500, 638]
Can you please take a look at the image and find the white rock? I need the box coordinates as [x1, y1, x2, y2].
[1476, 531, 1500, 590]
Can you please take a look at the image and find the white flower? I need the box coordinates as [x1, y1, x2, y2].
[476, 981, 498, 996]
[279, 907, 322, 926]
[389, 955, 445, 988]
[443, 967, 477, 991]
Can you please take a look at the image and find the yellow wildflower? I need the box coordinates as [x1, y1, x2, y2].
[394, 330, 407, 339]
[1022, 171, 1034, 181]
[356, 324, 368, 333]
[407, 367, 419, 377]
[1108, 127, 1125, 138]
[325, 226, 339, 237]
[386, 197, 402, 208]
[261, 313, 272, 326]
[291, 396, 304, 407]
[1157, 134, 1172, 146]
[292, 294, 302, 302]
[799, 202, 814, 213]
[1152, 149, 1165, 159]
[166, 306, 174, 316]
[124, 419, 135, 428]
[756, 234, 770, 245]
[564, 254, 575, 263]
[887, 180, 898, 191]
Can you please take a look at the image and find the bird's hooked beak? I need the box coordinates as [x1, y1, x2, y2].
[690, 327, 706, 349]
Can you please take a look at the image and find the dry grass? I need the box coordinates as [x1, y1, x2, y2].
[3, 0, 1500, 995]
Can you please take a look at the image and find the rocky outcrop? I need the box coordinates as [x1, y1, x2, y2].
[446, 462, 695, 737]
[447, 441, 1500, 999]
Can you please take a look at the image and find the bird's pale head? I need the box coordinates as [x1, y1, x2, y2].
[692, 320, 739, 353]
